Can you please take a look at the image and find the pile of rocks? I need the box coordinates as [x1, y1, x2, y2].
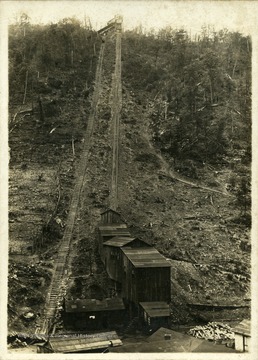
[188, 322, 234, 342]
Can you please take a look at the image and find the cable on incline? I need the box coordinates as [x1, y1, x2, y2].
[110, 28, 122, 210]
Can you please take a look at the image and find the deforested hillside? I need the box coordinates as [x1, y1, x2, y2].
[8, 17, 251, 334]
[8, 17, 103, 331]
[116, 27, 251, 318]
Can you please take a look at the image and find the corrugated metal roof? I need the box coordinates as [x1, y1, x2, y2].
[233, 319, 251, 336]
[65, 297, 125, 313]
[140, 302, 170, 318]
[148, 327, 179, 342]
[103, 237, 135, 247]
[103, 237, 148, 247]
[101, 231, 132, 238]
[99, 225, 131, 237]
[110, 327, 236, 353]
[99, 224, 128, 230]
[49, 331, 122, 353]
[122, 248, 171, 268]
[99, 224, 128, 232]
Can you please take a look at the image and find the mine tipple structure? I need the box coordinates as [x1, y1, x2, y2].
[98, 224, 131, 262]
[97, 209, 171, 321]
[121, 247, 171, 305]
[102, 237, 151, 283]
[101, 208, 124, 224]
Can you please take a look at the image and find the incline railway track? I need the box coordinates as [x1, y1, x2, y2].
[36, 17, 122, 336]
[110, 29, 122, 210]
[36, 42, 106, 335]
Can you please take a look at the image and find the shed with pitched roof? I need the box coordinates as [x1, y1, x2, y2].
[233, 319, 251, 352]
[139, 302, 170, 331]
[38, 331, 122, 353]
[63, 297, 126, 330]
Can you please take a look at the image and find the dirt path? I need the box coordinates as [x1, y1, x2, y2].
[142, 109, 232, 197]
[164, 162, 231, 196]
[37, 43, 106, 335]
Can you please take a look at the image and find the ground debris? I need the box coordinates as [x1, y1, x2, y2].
[188, 321, 234, 342]
[11, 338, 28, 348]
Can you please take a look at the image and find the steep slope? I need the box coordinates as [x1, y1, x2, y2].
[8, 21, 103, 332]
[115, 29, 251, 321]
[67, 30, 251, 324]
[118, 86, 250, 304]
[8, 23, 251, 333]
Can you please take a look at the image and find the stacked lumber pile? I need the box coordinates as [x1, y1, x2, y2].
[188, 322, 234, 341]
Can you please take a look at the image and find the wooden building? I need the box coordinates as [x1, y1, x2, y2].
[37, 331, 122, 353]
[121, 248, 171, 305]
[110, 327, 236, 353]
[100, 209, 124, 225]
[102, 237, 150, 283]
[139, 302, 170, 332]
[98, 224, 131, 260]
[233, 319, 251, 352]
[63, 297, 126, 330]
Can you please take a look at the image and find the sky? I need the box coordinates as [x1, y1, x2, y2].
[1, 0, 258, 36]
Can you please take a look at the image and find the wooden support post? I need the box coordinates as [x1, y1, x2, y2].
[71, 50, 74, 66]
[72, 137, 75, 156]
[23, 70, 28, 105]
[209, 78, 213, 104]
[38, 96, 45, 122]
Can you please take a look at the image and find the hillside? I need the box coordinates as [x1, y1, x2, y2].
[8, 18, 251, 333]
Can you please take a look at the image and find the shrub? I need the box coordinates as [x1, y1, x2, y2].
[175, 159, 199, 179]
[134, 152, 161, 169]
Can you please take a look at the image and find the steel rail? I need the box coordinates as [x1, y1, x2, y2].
[110, 30, 122, 210]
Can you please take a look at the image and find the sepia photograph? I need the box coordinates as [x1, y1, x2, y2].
[0, 0, 257, 357]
